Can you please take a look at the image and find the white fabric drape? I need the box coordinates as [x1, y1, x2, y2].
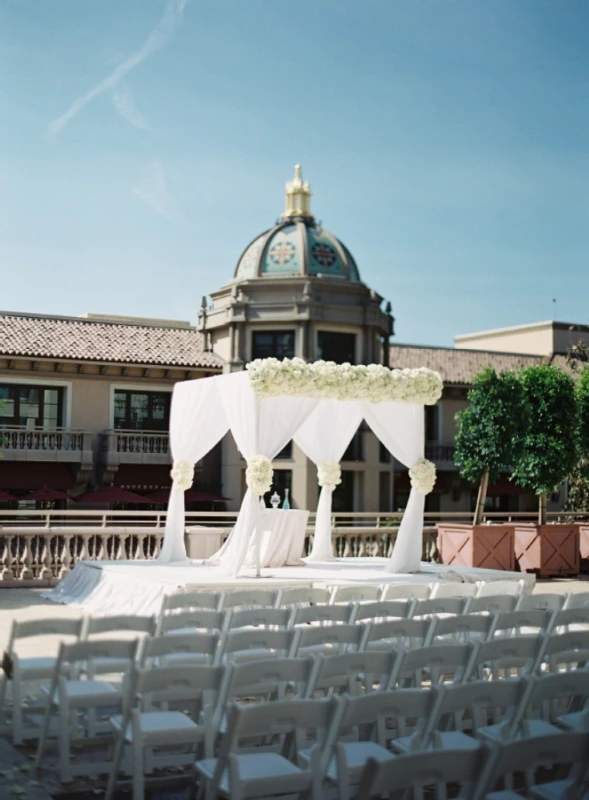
[294, 399, 363, 561]
[158, 377, 229, 563]
[362, 402, 425, 573]
[209, 372, 318, 576]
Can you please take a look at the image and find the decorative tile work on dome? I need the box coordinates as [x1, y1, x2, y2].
[307, 230, 346, 277]
[235, 234, 268, 279]
[260, 225, 301, 275]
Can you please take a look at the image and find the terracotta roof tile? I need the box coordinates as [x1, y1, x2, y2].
[0, 314, 223, 369]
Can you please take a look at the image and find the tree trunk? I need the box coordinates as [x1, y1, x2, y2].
[538, 493, 547, 525]
[473, 469, 490, 526]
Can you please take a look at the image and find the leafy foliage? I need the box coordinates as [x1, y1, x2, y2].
[576, 367, 589, 458]
[513, 365, 578, 496]
[455, 368, 528, 484]
[566, 367, 589, 512]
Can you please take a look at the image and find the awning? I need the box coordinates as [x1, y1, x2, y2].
[76, 486, 154, 505]
[0, 463, 75, 490]
[145, 489, 230, 504]
[487, 475, 529, 496]
[113, 464, 173, 490]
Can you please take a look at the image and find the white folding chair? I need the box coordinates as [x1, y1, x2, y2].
[430, 612, 495, 645]
[193, 696, 344, 800]
[360, 617, 436, 651]
[34, 638, 140, 784]
[356, 745, 490, 800]
[390, 643, 474, 690]
[536, 630, 589, 674]
[291, 623, 364, 657]
[465, 636, 545, 682]
[160, 590, 222, 614]
[507, 672, 589, 741]
[290, 603, 354, 627]
[551, 607, 589, 634]
[310, 651, 398, 696]
[277, 586, 331, 607]
[106, 663, 224, 800]
[430, 582, 479, 600]
[326, 688, 441, 800]
[225, 607, 290, 631]
[476, 579, 525, 597]
[412, 596, 470, 619]
[516, 593, 567, 613]
[469, 594, 519, 615]
[417, 678, 530, 752]
[490, 609, 555, 639]
[0, 616, 85, 745]
[351, 598, 415, 623]
[82, 615, 156, 675]
[220, 628, 296, 663]
[220, 588, 279, 610]
[564, 592, 589, 610]
[475, 731, 589, 800]
[330, 584, 383, 605]
[157, 609, 227, 636]
[381, 582, 431, 601]
[140, 631, 221, 667]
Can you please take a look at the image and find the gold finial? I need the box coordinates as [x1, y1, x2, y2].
[282, 164, 313, 220]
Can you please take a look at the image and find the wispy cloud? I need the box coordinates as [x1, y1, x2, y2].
[133, 160, 179, 221]
[47, 0, 188, 136]
[112, 88, 155, 132]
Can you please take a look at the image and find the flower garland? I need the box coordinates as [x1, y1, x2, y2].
[247, 358, 442, 405]
[317, 461, 342, 490]
[409, 458, 437, 495]
[246, 455, 273, 496]
[170, 459, 194, 492]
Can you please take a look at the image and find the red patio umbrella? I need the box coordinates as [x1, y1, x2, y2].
[75, 486, 154, 505]
[0, 490, 17, 502]
[145, 489, 231, 504]
[24, 487, 75, 502]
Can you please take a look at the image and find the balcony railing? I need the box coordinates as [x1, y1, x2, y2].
[425, 442, 456, 462]
[99, 430, 171, 469]
[0, 426, 90, 453]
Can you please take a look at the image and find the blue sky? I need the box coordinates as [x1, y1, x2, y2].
[1, 0, 588, 347]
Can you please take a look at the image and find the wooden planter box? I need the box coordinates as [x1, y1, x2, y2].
[513, 524, 579, 578]
[576, 524, 589, 573]
[437, 524, 514, 571]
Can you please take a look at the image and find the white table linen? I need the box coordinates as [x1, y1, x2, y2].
[244, 509, 309, 568]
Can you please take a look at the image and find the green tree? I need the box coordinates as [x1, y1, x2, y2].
[513, 364, 578, 524]
[567, 367, 589, 513]
[455, 368, 528, 525]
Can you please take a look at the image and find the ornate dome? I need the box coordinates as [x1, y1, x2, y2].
[235, 166, 361, 282]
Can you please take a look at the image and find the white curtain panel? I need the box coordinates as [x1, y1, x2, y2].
[209, 371, 318, 576]
[294, 399, 364, 561]
[362, 401, 425, 573]
[158, 376, 229, 563]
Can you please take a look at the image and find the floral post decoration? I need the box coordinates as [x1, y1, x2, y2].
[317, 461, 342, 490]
[246, 358, 443, 405]
[409, 458, 437, 495]
[246, 455, 273, 496]
[170, 459, 194, 492]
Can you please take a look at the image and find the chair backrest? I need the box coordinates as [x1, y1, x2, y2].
[83, 614, 156, 638]
[361, 617, 435, 651]
[516, 592, 567, 612]
[430, 582, 478, 599]
[391, 643, 474, 689]
[552, 607, 589, 633]
[564, 592, 589, 610]
[226, 607, 290, 630]
[468, 594, 518, 615]
[220, 628, 295, 662]
[57, 638, 139, 678]
[140, 631, 220, 666]
[310, 651, 398, 695]
[476, 579, 524, 597]
[521, 671, 589, 728]
[430, 612, 495, 644]
[290, 603, 353, 627]
[277, 586, 331, 607]
[352, 599, 415, 623]
[465, 635, 544, 681]
[10, 617, 85, 648]
[133, 663, 224, 708]
[475, 731, 589, 799]
[412, 597, 469, 618]
[158, 609, 226, 635]
[537, 630, 589, 673]
[330, 584, 382, 604]
[381, 583, 431, 600]
[491, 609, 555, 638]
[160, 590, 221, 613]
[341, 687, 440, 751]
[292, 624, 364, 657]
[357, 746, 490, 799]
[220, 588, 279, 610]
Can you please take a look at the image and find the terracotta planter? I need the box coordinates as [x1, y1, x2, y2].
[576, 524, 589, 573]
[438, 524, 514, 571]
[513, 524, 579, 578]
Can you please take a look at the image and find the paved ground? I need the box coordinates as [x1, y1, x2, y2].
[0, 576, 587, 798]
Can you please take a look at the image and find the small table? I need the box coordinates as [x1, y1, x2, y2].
[246, 509, 309, 568]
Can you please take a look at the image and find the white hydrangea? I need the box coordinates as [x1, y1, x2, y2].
[246, 358, 442, 405]
[317, 461, 342, 490]
[170, 460, 194, 491]
[409, 458, 437, 495]
[246, 455, 273, 496]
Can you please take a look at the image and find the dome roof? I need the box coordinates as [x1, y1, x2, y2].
[235, 166, 361, 282]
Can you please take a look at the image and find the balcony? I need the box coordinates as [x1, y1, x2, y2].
[425, 441, 456, 466]
[99, 429, 171, 470]
[0, 426, 93, 464]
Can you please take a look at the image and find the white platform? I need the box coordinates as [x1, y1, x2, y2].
[42, 558, 535, 616]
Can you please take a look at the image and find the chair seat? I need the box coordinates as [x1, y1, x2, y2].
[530, 780, 579, 799]
[557, 710, 589, 732]
[434, 731, 481, 750]
[196, 752, 304, 793]
[389, 733, 421, 753]
[44, 679, 119, 706]
[111, 711, 200, 742]
[478, 719, 558, 743]
[326, 741, 394, 778]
